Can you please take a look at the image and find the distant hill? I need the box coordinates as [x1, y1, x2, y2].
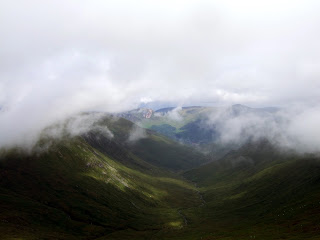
[119, 106, 216, 144]
[117, 108, 154, 122]
[119, 105, 280, 156]
[155, 106, 203, 114]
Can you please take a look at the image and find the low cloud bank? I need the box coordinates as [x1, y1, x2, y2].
[2, 112, 114, 151]
[43, 113, 114, 140]
[0, 1, 320, 151]
[166, 107, 183, 122]
[128, 125, 147, 142]
[206, 105, 320, 153]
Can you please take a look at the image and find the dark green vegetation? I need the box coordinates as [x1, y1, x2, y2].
[1, 115, 320, 239]
[0, 116, 206, 239]
[89, 117, 207, 171]
[183, 140, 320, 239]
[150, 124, 177, 139]
[175, 119, 217, 144]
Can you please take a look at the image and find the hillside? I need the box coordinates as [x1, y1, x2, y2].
[182, 140, 320, 239]
[0, 116, 206, 240]
[1, 116, 320, 239]
[87, 116, 208, 170]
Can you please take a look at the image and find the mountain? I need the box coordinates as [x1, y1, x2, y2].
[119, 106, 217, 144]
[117, 108, 154, 122]
[119, 105, 280, 146]
[0, 115, 207, 240]
[2, 113, 320, 239]
[88, 116, 208, 170]
[118, 104, 281, 167]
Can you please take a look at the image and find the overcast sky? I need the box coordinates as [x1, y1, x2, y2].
[1, 0, 320, 148]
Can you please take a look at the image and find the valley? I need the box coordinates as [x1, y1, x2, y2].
[0, 114, 320, 239]
[2, 1, 320, 239]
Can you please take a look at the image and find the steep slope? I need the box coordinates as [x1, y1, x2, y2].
[0, 116, 205, 240]
[87, 116, 208, 170]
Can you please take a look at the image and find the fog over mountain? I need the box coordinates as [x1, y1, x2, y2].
[205, 105, 320, 153]
[0, 0, 320, 150]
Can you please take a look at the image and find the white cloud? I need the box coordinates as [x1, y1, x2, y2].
[0, 0, 320, 149]
[207, 105, 320, 153]
[128, 125, 147, 142]
[286, 107, 320, 152]
[166, 107, 183, 122]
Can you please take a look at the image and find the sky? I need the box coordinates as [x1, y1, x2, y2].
[0, 0, 320, 149]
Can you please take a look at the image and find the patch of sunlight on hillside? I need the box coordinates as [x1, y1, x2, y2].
[168, 221, 183, 228]
[228, 191, 247, 200]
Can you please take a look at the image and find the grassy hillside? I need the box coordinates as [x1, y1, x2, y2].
[0, 138, 203, 239]
[182, 140, 320, 239]
[88, 116, 209, 170]
[2, 115, 320, 240]
[0, 116, 206, 240]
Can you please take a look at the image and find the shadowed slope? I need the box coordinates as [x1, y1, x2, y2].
[182, 140, 320, 239]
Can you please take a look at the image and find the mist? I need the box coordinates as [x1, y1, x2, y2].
[128, 125, 147, 143]
[166, 107, 183, 122]
[0, 0, 320, 151]
[206, 105, 320, 153]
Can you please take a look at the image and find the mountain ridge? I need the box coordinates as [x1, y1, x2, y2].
[1, 114, 320, 239]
